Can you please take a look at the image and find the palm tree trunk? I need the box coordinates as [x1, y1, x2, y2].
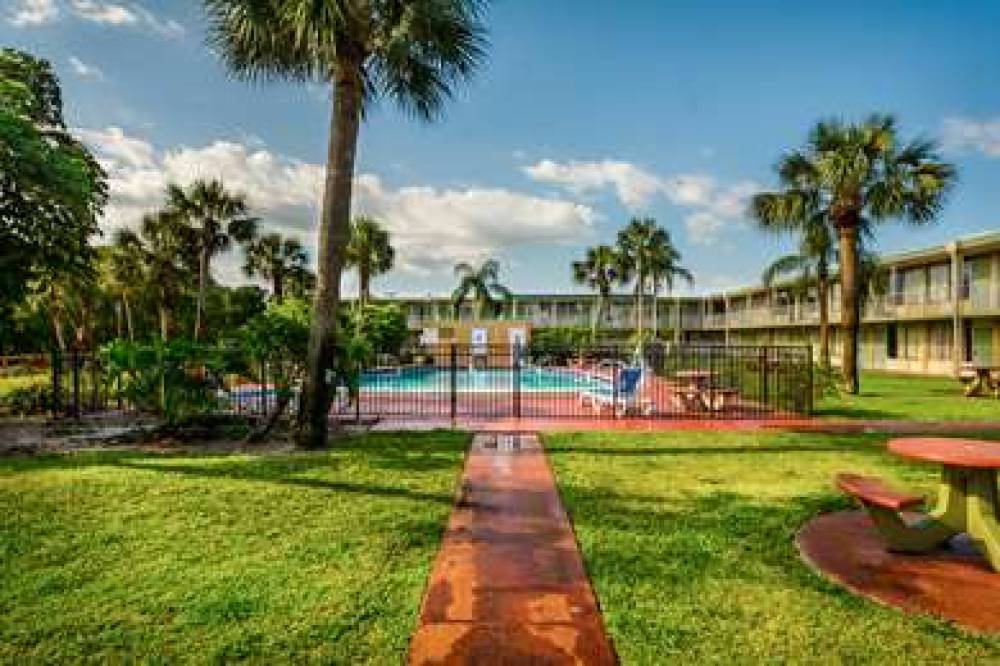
[52, 314, 66, 353]
[195, 247, 208, 341]
[123, 293, 134, 342]
[359, 266, 370, 309]
[298, 68, 363, 449]
[817, 266, 830, 370]
[159, 304, 170, 342]
[273, 274, 284, 304]
[837, 220, 860, 394]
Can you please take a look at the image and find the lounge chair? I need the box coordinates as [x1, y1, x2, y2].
[579, 367, 651, 417]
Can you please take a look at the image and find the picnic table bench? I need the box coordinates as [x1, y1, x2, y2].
[837, 438, 1000, 570]
[958, 364, 1000, 398]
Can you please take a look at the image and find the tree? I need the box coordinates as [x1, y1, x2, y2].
[165, 179, 256, 341]
[138, 212, 195, 342]
[571, 245, 624, 342]
[616, 218, 688, 342]
[753, 194, 835, 369]
[244, 232, 309, 303]
[103, 230, 148, 341]
[204, 0, 487, 448]
[0, 48, 106, 317]
[645, 231, 692, 340]
[452, 259, 511, 320]
[753, 115, 955, 393]
[346, 216, 394, 308]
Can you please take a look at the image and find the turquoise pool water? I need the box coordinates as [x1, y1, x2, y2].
[360, 367, 611, 393]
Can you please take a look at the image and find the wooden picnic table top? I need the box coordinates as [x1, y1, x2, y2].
[888, 437, 1000, 469]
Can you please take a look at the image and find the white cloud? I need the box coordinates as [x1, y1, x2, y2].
[76, 126, 596, 285]
[7, 1, 183, 37]
[68, 55, 104, 81]
[523, 157, 760, 245]
[6, 0, 57, 26]
[941, 116, 1000, 157]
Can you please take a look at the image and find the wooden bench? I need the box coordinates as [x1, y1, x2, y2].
[836, 473, 923, 511]
[835, 472, 953, 553]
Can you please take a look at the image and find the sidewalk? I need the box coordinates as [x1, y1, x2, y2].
[409, 433, 617, 665]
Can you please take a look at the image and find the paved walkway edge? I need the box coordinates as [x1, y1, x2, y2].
[409, 432, 617, 665]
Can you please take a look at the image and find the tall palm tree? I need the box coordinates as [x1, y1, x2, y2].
[646, 233, 692, 340]
[753, 115, 955, 393]
[346, 216, 394, 308]
[165, 179, 256, 341]
[616, 217, 677, 342]
[139, 212, 194, 342]
[572, 244, 624, 342]
[204, 0, 487, 448]
[452, 259, 511, 320]
[105, 230, 148, 341]
[244, 232, 309, 303]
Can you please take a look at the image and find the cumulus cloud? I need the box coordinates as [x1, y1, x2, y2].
[941, 116, 1000, 157]
[7, 0, 183, 37]
[68, 55, 104, 80]
[6, 0, 58, 26]
[523, 157, 760, 245]
[76, 126, 596, 285]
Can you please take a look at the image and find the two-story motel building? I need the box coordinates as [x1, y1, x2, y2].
[391, 231, 1000, 376]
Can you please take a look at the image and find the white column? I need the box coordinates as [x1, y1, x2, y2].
[949, 241, 962, 373]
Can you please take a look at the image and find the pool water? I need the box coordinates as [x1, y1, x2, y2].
[360, 367, 611, 393]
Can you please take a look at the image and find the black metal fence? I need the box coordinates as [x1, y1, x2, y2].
[339, 343, 813, 420]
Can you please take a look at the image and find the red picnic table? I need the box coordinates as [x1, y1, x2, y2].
[885, 438, 1000, 571]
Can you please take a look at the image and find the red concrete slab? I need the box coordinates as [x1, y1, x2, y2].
[410, 434, 617, 665]
[797, 511, 1000, 633]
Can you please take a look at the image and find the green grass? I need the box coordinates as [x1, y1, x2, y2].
[817, 371, 1000, 421]
[0, 431, 468, 663]
[546, 430, 1000, 664]
[0, 372, 47, 397]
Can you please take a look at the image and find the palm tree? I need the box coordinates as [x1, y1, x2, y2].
[646, 233, 692, 340]
[165, 179, 256, 341]
[346, 216, 394, 308]
[244, 232, 309, 303]
[105, 230, 148, 341]
[452, 259, 511, 320]
[753, 115, 955, 393]
[204, 0, 487, 448]
[139, 212, 194, 342]
[572, 245, 624, 342]
[616, 217, 680, 342]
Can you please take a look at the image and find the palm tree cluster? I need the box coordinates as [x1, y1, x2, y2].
[15, 178, 316, 352]
[451, 259, 511, 319]
[572, 217, 692, 342]
[752, 114, 955, 393]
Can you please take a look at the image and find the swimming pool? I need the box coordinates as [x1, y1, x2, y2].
[360, 367, 611, 393]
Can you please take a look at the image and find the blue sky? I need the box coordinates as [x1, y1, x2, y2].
[5, 0, 1000, 297]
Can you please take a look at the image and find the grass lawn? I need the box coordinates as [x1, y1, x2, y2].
[0, 431, 468, 663]
[817, 371, 1000, 421]
[546, 430, 1000, 664]
[0, 372, 47, 398]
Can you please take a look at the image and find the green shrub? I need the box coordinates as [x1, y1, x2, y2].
[0, 384, 53, 415]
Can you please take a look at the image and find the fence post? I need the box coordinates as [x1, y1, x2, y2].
[71, 347, 81, 420]
[513, 343, 521, 419]
[805, 345, 814, 416]
[450, 343, 457, 425]
[760, 346, 769, 410]
[51, 348, 62, 417]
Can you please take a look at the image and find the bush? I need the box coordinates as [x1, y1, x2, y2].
[0, 384, 54, 415]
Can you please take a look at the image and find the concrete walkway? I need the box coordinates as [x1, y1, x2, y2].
[409, 433, 617, 665]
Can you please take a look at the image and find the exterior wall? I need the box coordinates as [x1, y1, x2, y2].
[389, 233, 1000, 377]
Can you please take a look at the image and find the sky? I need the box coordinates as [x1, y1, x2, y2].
[4, 0, 1000, 298]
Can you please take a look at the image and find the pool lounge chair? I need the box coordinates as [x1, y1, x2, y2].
[579, 367, 651, 417]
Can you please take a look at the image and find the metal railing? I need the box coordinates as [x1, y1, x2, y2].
[338, 343, 812, 421]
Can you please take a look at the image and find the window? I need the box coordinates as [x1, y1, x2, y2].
[929, 323, 952, 361]
[886, 323, 899, 360]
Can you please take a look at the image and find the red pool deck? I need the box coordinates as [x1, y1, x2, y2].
[409, 433, 617, 665]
